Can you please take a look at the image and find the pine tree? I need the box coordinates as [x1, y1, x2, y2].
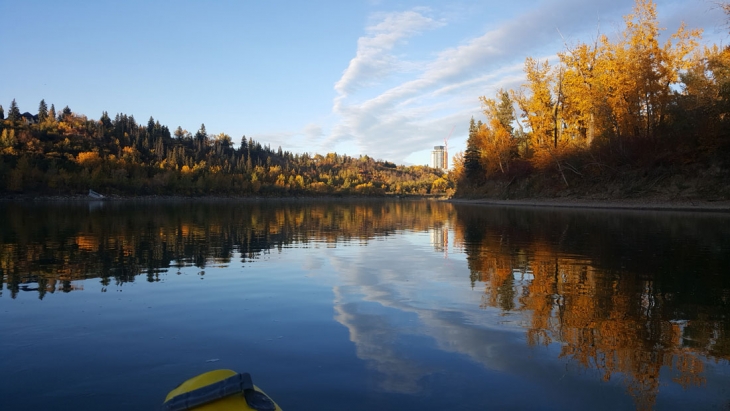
[195, 123, 207, 140]
[194, 124, 208, 157]
[61, 105, 72, 120]
[49, 104, 56, 122]
[464, 117, 483, 182]
[8, 99, 21, 122]
[0, 105, 4, 120]
[147, 116, 155, 136]
[495, 90, 515, 135]
[154, 136, 165, 159]
[38, 99, 48, 123]
[100, 111, 112, 128]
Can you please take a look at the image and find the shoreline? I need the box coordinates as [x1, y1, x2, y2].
[446, 197, 730, 213]
[2, 193, 729, 213]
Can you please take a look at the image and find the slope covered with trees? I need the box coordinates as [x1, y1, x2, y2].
[0, 101, 447, 197]
[453, 0, 730, 200]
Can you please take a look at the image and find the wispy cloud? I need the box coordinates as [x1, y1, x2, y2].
[334, 9, 442, 97]
[325, 0, 644, 164]
[303, 123, 324, 142]
[323, 0, 721, 164]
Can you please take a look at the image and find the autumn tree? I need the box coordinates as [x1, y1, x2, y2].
[458, 0, 710, 195]
[477, 92, 517, 175]
[678, 44, 730, 150]
[558, 39, 604, 147]
[513, 58, 560, 167]
[0, 129, 16, 149]
[601, 0, 700, 143]
[215, 132, 232, 147]
[450, 151, 465, 183]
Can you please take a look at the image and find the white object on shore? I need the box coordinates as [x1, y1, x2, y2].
[88, 189, 105, 199]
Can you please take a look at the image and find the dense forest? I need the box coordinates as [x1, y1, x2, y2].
[453, 0, 730, 199]
[0, 103, 448, 197]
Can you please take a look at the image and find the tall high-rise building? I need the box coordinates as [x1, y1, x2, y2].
[431, 145, 448, 170]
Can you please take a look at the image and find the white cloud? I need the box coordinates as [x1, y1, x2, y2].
[303, 123, 324, 142]
[334, 9, 442, 97]
[325, 1, 638, 164]
[322, 0, 718, 165]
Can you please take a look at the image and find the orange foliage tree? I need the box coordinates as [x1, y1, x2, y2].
[463, 0, 718, 190]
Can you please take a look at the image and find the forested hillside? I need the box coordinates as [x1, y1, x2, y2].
[453, 0, 730, 200]
[0, 102, 448, 197]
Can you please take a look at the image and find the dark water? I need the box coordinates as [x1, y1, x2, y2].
[1, 200, 729, 411]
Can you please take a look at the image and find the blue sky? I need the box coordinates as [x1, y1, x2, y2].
[1, 0, 726, 166]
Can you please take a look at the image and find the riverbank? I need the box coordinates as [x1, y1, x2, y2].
[447, 197, 730, 213]
[450, 164, 730, 213]
[3, 193, 730, 212]
[0, 193, 424, 203]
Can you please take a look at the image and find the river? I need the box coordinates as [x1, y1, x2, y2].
[1, 199, 728, 410]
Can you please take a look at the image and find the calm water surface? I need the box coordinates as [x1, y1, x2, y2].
[1, 200, 729, 410]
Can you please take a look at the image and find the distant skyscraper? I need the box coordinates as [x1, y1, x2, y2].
[431, 145, 447, 170]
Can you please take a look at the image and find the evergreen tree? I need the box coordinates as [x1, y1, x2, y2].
[154, 136, 165, 159]
[38, 99, 48, 123]
[60, 105, 72, 120]
[100, 111, 112, 129]
[496, 90, 515, 135]
[0, 105, 4, 120]
[8, 99, 21, 122]
[495, 90, 519, 159]
[48, 104, 56, 122]
[195, 123, 207, 140]
[194, 124, 208, 157]
[147, 116, 155, 136]
[464, 117, 483, 182]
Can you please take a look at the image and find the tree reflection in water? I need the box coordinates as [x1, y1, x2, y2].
[454, 205, 730, 410]
[1, 200, 728, 410]
[0, 200, 454, 299]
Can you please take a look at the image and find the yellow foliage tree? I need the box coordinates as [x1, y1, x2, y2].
[595, 0, 700, 141]
[477, 96, 518, 175]
[431, 177, 449, 193]
[76, 151, 101, 167]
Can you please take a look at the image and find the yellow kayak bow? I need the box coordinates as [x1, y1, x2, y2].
[162, 369, 282, 411]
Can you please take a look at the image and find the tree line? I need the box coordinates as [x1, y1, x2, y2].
[0, 102, 448, 196]
[453, 0, 730, 194]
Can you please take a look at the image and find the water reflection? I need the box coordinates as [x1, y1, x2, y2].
[0, 200, 454, 299]
[1, 200, 728, 410]
[454, 205, 730, 410]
